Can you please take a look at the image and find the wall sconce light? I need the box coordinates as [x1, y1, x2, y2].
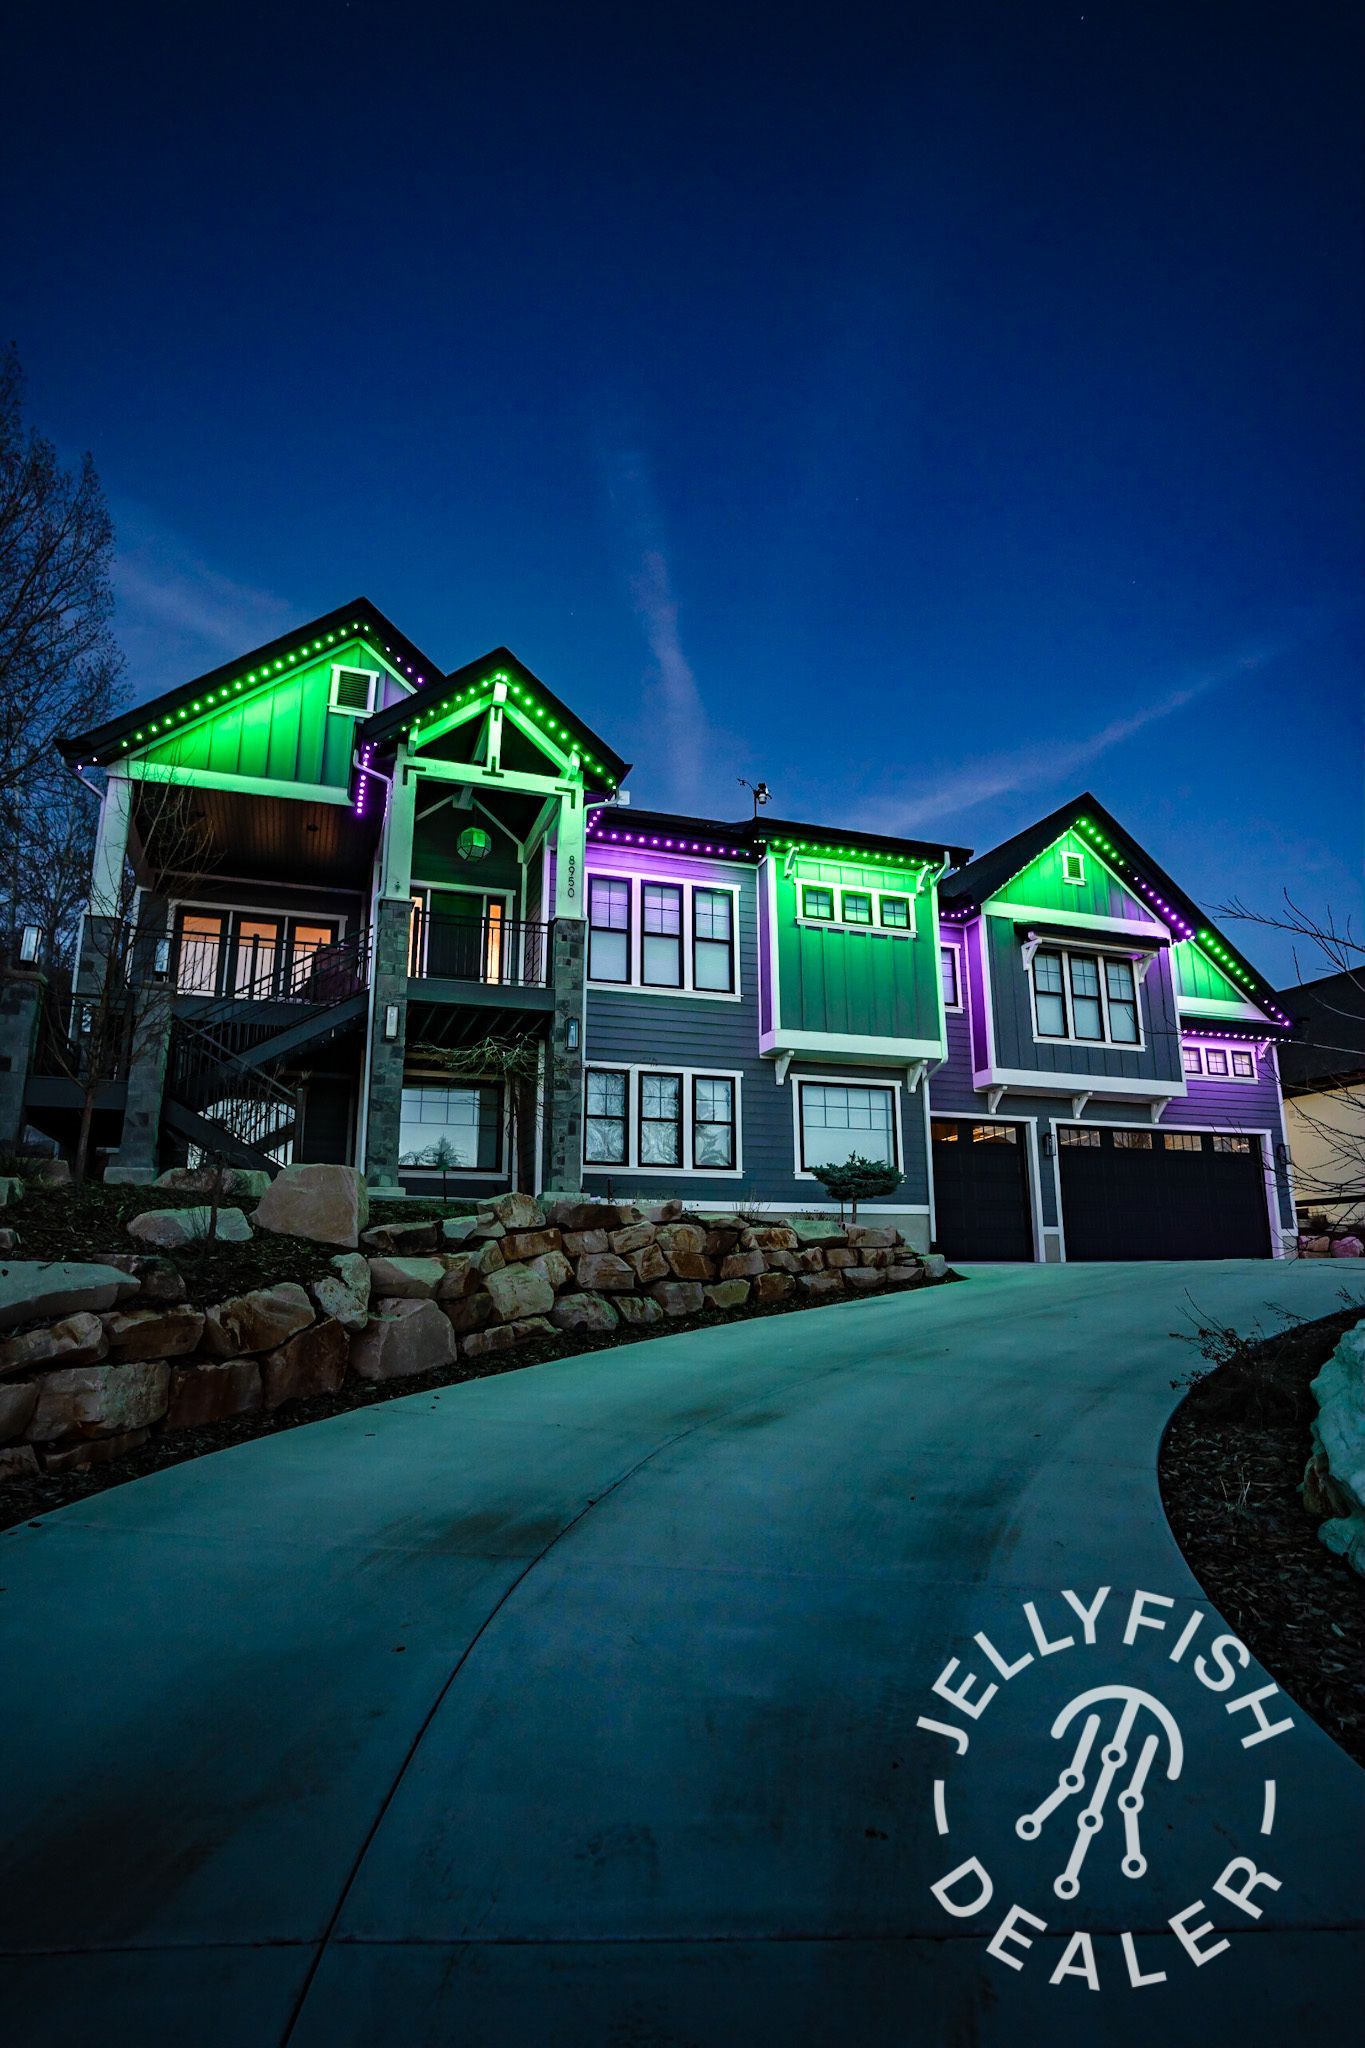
[1041, 1130, 1055, 1158]
[383, 1003, 400, 1042]
[17, 925, 42, 966]
[153, 936, 172, 980]
[566, 1017, 580, 1051]
[1275, 1142, 1289, 1169]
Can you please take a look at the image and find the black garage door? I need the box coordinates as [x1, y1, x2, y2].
[931, 1119, 1033, 1260]
[1058, 1127, 1271, 1260]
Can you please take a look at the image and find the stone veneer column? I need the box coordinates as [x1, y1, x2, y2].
[545, 919, 586, 1193]
[363, 897, 411, 1192]
[104, 986, 173, 1184]
[0, 970, 46, 1149]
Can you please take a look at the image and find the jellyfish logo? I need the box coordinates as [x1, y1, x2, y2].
[1015, 1685, 1185, 1901]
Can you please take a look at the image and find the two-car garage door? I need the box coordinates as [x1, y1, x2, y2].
[1057, 1126, 1271, 1261]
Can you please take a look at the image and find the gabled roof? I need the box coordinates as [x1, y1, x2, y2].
[940, 791, 1292, 1027]
[1276, 970, 1365, 1092]
[59, 598, 444, 766]
[584, 806, 972, 868]
[360, 647, 631, 793]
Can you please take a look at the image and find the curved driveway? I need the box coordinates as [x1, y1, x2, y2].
[2, 1262, 1363, 2046]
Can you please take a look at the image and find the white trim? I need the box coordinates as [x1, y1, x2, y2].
[763, 858, 783, 1037]
[124, 761, 352, 805]
[1026, 940, 1148, 1054]
[791, 1071, 905, 1182]
[1061, 851, 1086, 887]
[581, 1062, 745, 1177]
[1177, 995, 1269, 1022]
[939, 938, 964, 1013]
[585, 871, 743, 1002]
[795, 880, 918, 936]
[762, 1028, 945, 1064]
[971, 1067, 1187, 1101]
[327, 663, 380, 717]
[921, 1084, 936, 1243]
[986, 899, 1167, 938]
[1182, 1041, 1261, 1084]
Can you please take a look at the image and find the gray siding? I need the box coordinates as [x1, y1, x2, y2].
[986, 919, 1183, 1085]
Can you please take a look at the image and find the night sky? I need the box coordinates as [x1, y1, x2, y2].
[10, 2, 1361, 982]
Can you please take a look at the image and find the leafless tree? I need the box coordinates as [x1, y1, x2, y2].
[408, 1033, 541, 1194]
[0, 347, 121, 823]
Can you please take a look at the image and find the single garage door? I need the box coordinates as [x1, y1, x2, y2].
[1058, 1126, 1271, 1260]
[931, 1119, 1033, 1260]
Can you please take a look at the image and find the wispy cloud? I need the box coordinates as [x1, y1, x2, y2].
[600, 448, 712, 810]
[859, 648, 1278, 835]
[111, 502, 297, 709]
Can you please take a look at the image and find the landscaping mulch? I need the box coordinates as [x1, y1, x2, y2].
[0, 1267, 958, 1535]
[1159, 1299, 1365, 1769]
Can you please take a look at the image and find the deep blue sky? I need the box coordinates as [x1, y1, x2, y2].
[10, 1, 1362, 982]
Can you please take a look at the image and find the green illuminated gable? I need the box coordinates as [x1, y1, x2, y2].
[1171, 941, 1242, 1005]
[140, 635, 399, 789]
[771, 857, 943, 1043]
[987, 827, 1146, 920]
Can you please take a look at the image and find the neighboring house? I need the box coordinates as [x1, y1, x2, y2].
[0, 600, 1298, 1260]
[1276, 969, 1365, 1230]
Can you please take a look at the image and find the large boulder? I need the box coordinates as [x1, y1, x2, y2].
[608, 1223, 656, 1255]
[786, 1217, 849, 1250]
[549, 1292, 619, 1336]
[719, 1251, 765, 1280]
[308, 1252, 371, 1331]
[261, 1320, 350, 1408]
[1331, 1236, 1365, 1259]
[704, 1278, 750, 1311]
[254, 1165, 369, 1249]
[127, 1207, 252, 1250]
[1305, 1327, 1365, 1576]
[615, 1295, 663, 1329]
[350, 1299, 456, 1383]
[0, 1380, 39, 1443]
[361, 1218, 439, 1256]
[0, 1311, 108, 1376]
[103, 1305, 206, 1360]
[563, 1228, 609, 1257]
[107, 1254, 187, 1303]
[502, 1227, 564, 1263]
[440, 1215, 479, 1247]
[798, 1271, 845, 1302]
[25, 1360, 169, 1441]
[441, 1291, 496, 1337]
[203, 1283, 313, 1358]
[155, 1165, 271, 1199]
[649, 1280, 705, 1318]
[462, 1316, 555, 1360]
[493, 1192, 545, 1231]
[45, 1426, 150, 1473]
[0, 1444, 39, 1480]
[485, 1263, 556, 1323]
[545, 1198, 621, 1233]
[740, 1224, 798, 1252]
[166, 1358, 263, 1429]
[574, 1252, 635, 1293]
[753, 1271, 795, 1303]
[846, 1224, 898, 1249]
[843, 1265, 887, 1293]
[366, 1257, 447, 1300]
[919, 1254, 948, 1281]
[0, 1262, 138, 1332]
[527, 1249, 573, 1292]
[627, 1242, 669, 1284]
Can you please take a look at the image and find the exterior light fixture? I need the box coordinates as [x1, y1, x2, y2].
[153, 936, 172, 979]
[566, 1017, 580, 1051]
[455, 826, 493, 863]
[18, 925, 42, 966]
[383, 1003, 401, 1042]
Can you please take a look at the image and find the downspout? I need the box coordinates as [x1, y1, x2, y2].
[353, 752, 394, 1177]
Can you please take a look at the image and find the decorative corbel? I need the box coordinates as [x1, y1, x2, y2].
[774, 1051, 793, 1086]
[1021, 932, 1042, 969]
[1149, 1097, 1169, 1124]
[986, 1085, 1007, 1114]
[905, 1059, 927, 1094]
[1071, 1093, 1090, 1120]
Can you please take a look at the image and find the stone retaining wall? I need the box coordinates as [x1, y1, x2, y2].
[0, 1193, 948, 1482]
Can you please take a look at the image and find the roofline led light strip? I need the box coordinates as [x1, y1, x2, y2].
[404, 670, 618, 787]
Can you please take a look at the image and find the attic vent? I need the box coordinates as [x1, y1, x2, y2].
[329, 665, 378, 716]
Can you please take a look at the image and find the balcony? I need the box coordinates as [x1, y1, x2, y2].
[406, 913, 554, 1038]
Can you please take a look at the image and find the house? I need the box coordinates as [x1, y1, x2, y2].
[0, 600, 1298, 1261]
[1275, 969, 1365, 1231]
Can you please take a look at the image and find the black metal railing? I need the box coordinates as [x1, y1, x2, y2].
[33, 990, 133, 1084]
[408, 913, 550, 989]
[175, 926, 372, 1016]
[167, 1016, 298, 1163]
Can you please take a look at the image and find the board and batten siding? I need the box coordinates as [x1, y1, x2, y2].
[984, 918, 1184, 1085]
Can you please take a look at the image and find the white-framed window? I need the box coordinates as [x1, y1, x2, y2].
[796, 884, 918, 935]
[1180, 1042, 1260, 1083]
[1029, 947, 1144, 1050]
[795, 1078, 899, 1175]
[328, 663, 379, 716]
[583, 1064, 743, 1174]
[399, 1079, 502, 1174]
[585, 874, 740, 998]
[940, 942, 963, 1011]
[1061, 849, 1086, 887]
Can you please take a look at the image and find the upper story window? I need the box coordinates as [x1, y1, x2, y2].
[796, 883, 917, 934]
[586, 874, 739, 997]
[880, 895, 911, 929]
[328, 664, 379, 716]
[1181, 1043, 1258, 1082]
[940, 943, 962, 1011]
[1061, 850, 1086, 887]
[1031, 947, 1142, 1049]
[588, 877, 630, 982]
[842, 891, 873, 925]
[802, 885, 835, 921]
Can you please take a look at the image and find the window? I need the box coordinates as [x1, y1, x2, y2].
[940, 943, 962, 1010]
[1184, 1042, 1258, 1083]
[399, 1081, 501, 1172]
[1034, 950, 1068, 1037]
[693, 1076, 736, 1168]
[1059, 1126, 1100, 1147]
[329, 664, 378, 715]
[797, 883, 916, 932]
[176, 912, 225, 993]
[234, 918, 281, 997]
[1212, 1134, 1252, 1154]
[1183, 1045, 1203, 1075]
[1068, 954, 1104, 1040]
[971, 1123, 1017, 1144]
[880, 895, 911, 930]
[1061, 850, 1086, 886]
[1163, 1132, 1202, 1153]
[1113, 1129, 1152, 1150]
[639, 1071, 683, 1166]
[842, 891, 873, 925]
[1231, 1051, 1255, 1078]
[588, 877, 630, 982]
[585, 1069, 628, 1164]
[803, 886, 834, 921]
[1104, 959, 1139, 1044]
[641, 883, 683, 987]
[1204, 1048, 1229, 1076]
[693, 888, 735, 992]
[798, 1081, 897, 1172]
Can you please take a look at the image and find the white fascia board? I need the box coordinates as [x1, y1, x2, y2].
[984, 899, 1168, 939]
[410, 756, 579, 797]
[1177, 995, 1269, 1022]
[970, 1065, 1187, 1101]
[124, 761, 352, 805]
[762, 1028, 946, 1065]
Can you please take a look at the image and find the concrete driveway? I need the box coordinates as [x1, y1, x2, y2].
[2, 1261, 1362, 2046]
